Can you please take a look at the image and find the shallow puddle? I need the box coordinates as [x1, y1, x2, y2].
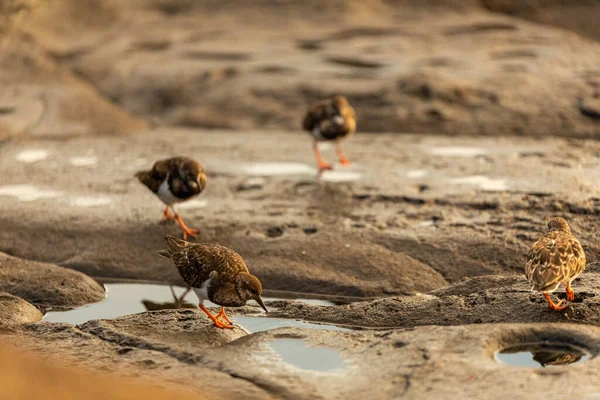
[69, 196, 113, 207]
[320, 169, 362, 183]
[69, 156, 98, 167]
[0, 184, 62, 201]
[44, 283, 341, 333]
[15, 149, 49, 163]
[449, 175, 508, 191]
[237, 162, 316, 176]
[495, 343, 591, 368]
[269, 338, 347, 372]
[430, 146, 488, 157]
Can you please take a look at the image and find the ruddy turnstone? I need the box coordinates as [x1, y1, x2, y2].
[302, 95, 356, 172]
[525, 217, 586, 311]
[158, 234, 268, 329]
[136, 157, 207, 239]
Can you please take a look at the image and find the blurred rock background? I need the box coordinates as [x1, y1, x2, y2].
[1, 0, 599, 139]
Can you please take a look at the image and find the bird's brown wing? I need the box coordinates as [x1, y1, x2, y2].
[525, 232, 586, 291]
[163, 235, 248, 288]
[303, 101, 334, 131]
[165, 157, 204, 200]
[135, 159, 170, 193]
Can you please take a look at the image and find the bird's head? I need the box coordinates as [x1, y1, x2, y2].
[235, 272, 268, 313]
[547, 217, 571, 234]
[179, 162, 207, 193]
[332, 95, 349, 112]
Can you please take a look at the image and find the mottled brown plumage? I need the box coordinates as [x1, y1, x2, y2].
[159, 235, 267, 329]
[302, 95, 356, 172]
[525, 217, 586, 311]
[136, 157, 207, 239]
[532, 350, 584, 367]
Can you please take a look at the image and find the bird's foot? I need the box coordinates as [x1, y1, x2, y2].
[181, 227, 199, 240]
[200, 304, 234, 329]
[339, 157, 351, 167]
[215, 307, 233, 324]
[566, 288, 575, 302]
[544, 292, 568, 311]
[162, 206, 175, 221]
[175, 214, 198, 240]
[317, 161, 333, 173]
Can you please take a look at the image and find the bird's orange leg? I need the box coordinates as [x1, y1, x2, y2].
[174, 213, 199, 240]
[313, 142, 332, 172]
[215, 307, 233, 324]
[544, 292, 568, 311]
[566, 282, 575, 302]
[199, 302, 233, 329]
[336, 142, 350, 167]
[161, 206, 175, 221]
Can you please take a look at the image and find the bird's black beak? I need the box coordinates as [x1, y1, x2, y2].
[256, 296, 268, 313]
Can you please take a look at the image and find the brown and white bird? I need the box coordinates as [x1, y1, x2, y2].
[136, 157, 207, 240]
[158, 234, 267, 329]
[525, 217, 586, 311]
[302, 95, 356, 172]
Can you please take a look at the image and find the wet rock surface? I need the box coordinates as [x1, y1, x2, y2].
[2, 129, 600, 297]
[6, 314, 600, 399]
[0, 292, 43, 325]
[268, 273, 600, 328]
[0, 252, 105, 311]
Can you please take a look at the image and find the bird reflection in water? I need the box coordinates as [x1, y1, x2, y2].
[142, 286, 195, 311]
[531, 349, 584, 367]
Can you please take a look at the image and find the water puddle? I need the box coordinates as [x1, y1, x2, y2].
[0, 184, 62, 201]
[320, 169, 362, 183]
[177, 199, 208, 209]
[15, 149, 49, 163]
[237, 162, 316, 177]
[69, 195, 113, 207]
[44, 284, 341, 334]
[69, 156, 98, 167]
[430, 146, 489, 157]
[495, 343, 591, 368]
[407, 169, 428, 179]
[269, 338, 347, 372]
[449, 175, 508, 191]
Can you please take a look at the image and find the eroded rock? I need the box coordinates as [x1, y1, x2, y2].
[269, 274, 600, 328]
[0, 252, 105, 310]
[0, 292, 42, 325]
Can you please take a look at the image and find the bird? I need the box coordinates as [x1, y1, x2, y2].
[302, 95, 356, 173]
[525, 217, 586, 311]
[158, 234, 268, 329]
[135, 157, 207, 240]
[532, 349, 584, 367]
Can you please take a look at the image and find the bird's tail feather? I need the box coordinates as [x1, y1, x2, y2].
[157, 250, 170, 259]
[164, 234, 188, 256]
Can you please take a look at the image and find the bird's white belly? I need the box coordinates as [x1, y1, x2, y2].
[193, 279, 211, 302]
[157, 177, 183, 206]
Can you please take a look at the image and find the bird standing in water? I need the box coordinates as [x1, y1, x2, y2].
[302, 95, 356, 173]
[525, 217, 586, 311]
[158, 234, 268, 329]
[136, 157, 206, 239]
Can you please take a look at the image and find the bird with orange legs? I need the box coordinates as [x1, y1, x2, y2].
[525, 217, 586, 311]
[302, 95, 356, 173]
[158, 234, 268, 329]
[136, 157, 206, 240]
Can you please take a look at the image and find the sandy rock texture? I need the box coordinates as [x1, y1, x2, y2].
[2, 129, 600, 298]
[0, 292, 43, 325]
[0, 252, 105, 311]
[0, 0, 597, 138]
[5, 313, 600, 399]
[268, 272, 600, 328]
